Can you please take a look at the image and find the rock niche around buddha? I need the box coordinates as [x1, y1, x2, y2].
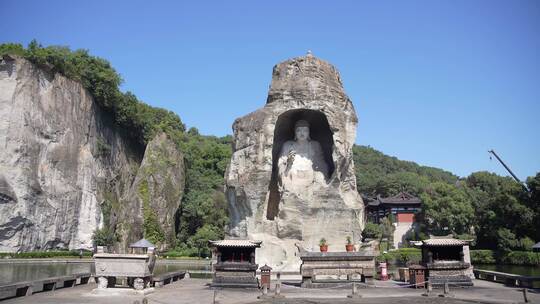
[225, 53, 365, 271]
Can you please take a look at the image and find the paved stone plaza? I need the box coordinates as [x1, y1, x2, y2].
[2, 278, 538, 304]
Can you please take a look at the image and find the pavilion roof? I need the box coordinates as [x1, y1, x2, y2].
[367, 191, 421, 207]
[422, 238, 469, 247]
[208, 240, 262, 248]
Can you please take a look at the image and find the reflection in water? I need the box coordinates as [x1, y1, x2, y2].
[0, 261, 210, 285]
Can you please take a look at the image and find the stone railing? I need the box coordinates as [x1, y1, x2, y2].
[0, 272, 91, 301]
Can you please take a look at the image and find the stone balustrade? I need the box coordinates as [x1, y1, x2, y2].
[0, 272, 91, 301]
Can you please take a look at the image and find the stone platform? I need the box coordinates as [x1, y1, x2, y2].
[2, 278, 538, 304]
[298, 250, 376, 288]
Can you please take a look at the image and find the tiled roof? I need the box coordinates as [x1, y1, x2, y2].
[378, 192, 422, 204]
[208, 240, 262, 248]
[366, 192, 422, 207]
[422, 238, 468, 246]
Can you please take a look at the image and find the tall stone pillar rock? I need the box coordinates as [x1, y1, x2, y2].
[225, 53, 364, 270]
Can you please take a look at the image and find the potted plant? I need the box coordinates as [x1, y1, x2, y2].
[345, 236, 354, 252]
[319, 238, 328, 252]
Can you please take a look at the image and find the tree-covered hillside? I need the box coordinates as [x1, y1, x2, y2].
[354, 145, 539, 252]
[353, 145, 458, 197]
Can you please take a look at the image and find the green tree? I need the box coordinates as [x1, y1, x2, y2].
[362, 222, 382, 240]
[187, 224, 222, 257]
[421, 182, 474, 236]
[466, 172, 533, 250]
[526, 173, 540, 241]
[353, 145, 457, 197]
[379, 217, 395, 249]
[496, 228, 518, 253]
[175, 133, 231, 252]
[92, 228, 118, 247]
[373, 172, 430, 197]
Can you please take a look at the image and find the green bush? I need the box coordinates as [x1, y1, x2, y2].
[362, 222, 382, 240]
[161, 250, 203, 259]
[500, 251, 540, 266]
[377, 248, 421, 265]
[169, 244, 203, 258]
[470, 249, 539, 265]
[470, 250, 496, 264]
[92, 227, 118, 247]
[516, 237, 535, 252]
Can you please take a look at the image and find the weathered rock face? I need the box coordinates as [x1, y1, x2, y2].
[0, 56, 185, 252]
[225, 54, 364, 270]
[119, 133, 185, 250]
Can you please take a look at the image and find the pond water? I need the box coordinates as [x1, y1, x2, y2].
[0, 260, 211, 285]
[0, 262, 93, 285]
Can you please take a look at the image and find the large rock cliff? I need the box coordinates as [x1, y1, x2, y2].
[225, 53, 364, 270]
[0, 56, 184, 252]
[119, 133, 185, 250]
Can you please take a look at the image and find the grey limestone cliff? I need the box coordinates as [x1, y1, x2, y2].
[0, 56, 185, 252]
[119, 133, 185, 250]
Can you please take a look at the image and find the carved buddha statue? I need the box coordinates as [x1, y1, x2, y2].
[278, 120, 328, 194]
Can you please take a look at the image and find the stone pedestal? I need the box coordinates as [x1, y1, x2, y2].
[211, 263, 259, 288]
[426, 262, 473, 288]
[298, 250, 376, 288]
[93, 252, 155, 291]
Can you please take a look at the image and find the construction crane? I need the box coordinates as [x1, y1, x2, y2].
[488, 149, 529, 192]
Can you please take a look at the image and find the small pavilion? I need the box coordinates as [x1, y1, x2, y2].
[420, 237, 473, 287]
[208, 239, 262, 288]
[129, 238, 156, 254]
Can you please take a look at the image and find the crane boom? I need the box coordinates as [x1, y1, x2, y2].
[488, 149, 529, 191]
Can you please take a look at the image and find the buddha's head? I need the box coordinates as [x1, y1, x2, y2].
[294, 120, 310, 141]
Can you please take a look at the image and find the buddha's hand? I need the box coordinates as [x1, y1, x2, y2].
[287, 151, 295, 165]
[285, 150, 295, 174]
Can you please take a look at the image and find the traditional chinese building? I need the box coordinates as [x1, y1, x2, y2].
[208, 240, 262, 288]
[365, 192, 422, 224]
[420, 237, 473, 287]
[365, 192, 422, 248]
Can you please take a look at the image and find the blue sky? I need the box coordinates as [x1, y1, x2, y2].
[1, 0, 539, 179]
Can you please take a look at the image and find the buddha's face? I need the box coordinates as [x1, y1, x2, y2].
[295, 126, 310, 141]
